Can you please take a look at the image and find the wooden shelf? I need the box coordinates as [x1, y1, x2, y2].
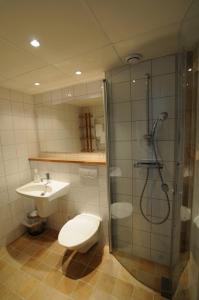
[28, 152, 106, 165]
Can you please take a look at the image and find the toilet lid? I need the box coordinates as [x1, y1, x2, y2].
[58, 214, 101, 248]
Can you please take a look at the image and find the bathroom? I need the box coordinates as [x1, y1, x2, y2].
[0, 1, 199, 299]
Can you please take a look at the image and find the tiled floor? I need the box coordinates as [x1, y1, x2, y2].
[0, 229, 166, 300]
[113, 251, 170, 292]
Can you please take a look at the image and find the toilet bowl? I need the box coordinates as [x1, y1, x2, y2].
[58, 213, 101, 253]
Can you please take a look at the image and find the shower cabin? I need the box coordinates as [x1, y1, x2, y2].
[104, 2, 199, 294]
[105, 54, 179, 297]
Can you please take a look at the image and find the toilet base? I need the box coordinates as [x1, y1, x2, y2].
[78, 233, 99, 253]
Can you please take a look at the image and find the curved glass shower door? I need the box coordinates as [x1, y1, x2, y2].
[106, 56, 177, 293]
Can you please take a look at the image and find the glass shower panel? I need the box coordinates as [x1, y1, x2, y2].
[106, 55, 177, 293]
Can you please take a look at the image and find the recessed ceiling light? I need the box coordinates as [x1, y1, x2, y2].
[30, 39, 40, 48]
[132, 79, 136, 83]
[188, 68, 192, 72]
[75, 70, 82, 75]
[34, 82, 40, 86]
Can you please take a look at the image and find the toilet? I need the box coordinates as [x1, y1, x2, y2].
[58, 213, 101, 253]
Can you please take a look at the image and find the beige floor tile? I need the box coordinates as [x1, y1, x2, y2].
[31, 247, 50, 262]
[10, 237, 28, 252]
[2, 248, 30, 269]
[89, 288, 118, 300]
[50, 289, 71, 300]
[16, 275, 40, 299]
[81, 267, 102, 286]
[49, 241, 66, 255]
[28, 282, 54, 300]
[72, 281, 93, 300]
[0, 233, 165, 300]
[56, 276, 78, 296]
[23, 242, 45, 256]
[131, 286, 154, 300]
[0, 258, 7, 270]
[0, 264, 18, 285]
[0, 247, 8, 258]
[0, 284, 23, 300]
[112, 278, 134, 300]
[99, 256, 122, 277]
[22, 258, 51, 280]
[4, 269, 40, 299]
[95, 272, 116, 294]
[42, 251, 62, 269]
[44, 268, 63, 288]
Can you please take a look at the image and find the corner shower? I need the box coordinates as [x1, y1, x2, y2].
[104, 47, 196, 298]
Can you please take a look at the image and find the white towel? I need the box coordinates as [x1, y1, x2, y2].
[95, 124, 103, 137]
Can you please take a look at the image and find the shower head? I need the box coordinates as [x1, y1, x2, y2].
[159, 112, 168, 121]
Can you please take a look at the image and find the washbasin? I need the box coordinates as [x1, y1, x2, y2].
[16, 180, 70, 201]
[16, 180, 70, 217]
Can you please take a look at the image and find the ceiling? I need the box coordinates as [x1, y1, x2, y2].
[0, 0, 192, 94]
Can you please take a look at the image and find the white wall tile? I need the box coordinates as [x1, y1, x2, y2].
[110, 159, 132, 178]
[132, 100, 147, 121]
[152, 73, 175, 98]
[151, 233, 171, 254]
[111, 66, 130, 83]
[131, 61, 151, 80]
[152, 97, 175, 119]
[110, 122, 131, 141]
[111, 82, 131, 102]
[0, 87, 38, 245]
[133, 229, 150, 248]
[131, 78, 147, 100]
[111, 141, 132, 159]
[110, 102, 131, 122]
[152, 55, 175, 76]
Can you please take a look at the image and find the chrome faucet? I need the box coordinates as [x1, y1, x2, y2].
[41, 173, 50, 183]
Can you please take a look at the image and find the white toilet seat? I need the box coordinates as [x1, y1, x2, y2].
[58, 213, 101, 251]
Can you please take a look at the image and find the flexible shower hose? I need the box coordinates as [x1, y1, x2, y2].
[139, 128, 171, 225]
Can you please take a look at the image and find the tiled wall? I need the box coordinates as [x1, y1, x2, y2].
[29, 161, 108, 242]
[0, 81, 108, 247]
[107, 54, 176, 266]
[0, 86, 39, 245]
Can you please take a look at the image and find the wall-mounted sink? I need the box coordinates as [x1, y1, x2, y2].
[16, 180, 70, 217]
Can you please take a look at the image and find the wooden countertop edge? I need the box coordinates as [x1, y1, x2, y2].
[28, 157, 106, 165]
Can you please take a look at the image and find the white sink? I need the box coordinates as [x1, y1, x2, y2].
[16, 180, 70, 217]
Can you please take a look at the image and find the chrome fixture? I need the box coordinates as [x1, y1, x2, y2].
[40, 173, 50, 183]
[139, 111, 170, 225]
[134, 160, 163, 169]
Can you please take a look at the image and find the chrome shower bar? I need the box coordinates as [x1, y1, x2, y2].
[134, 160, 163, 169]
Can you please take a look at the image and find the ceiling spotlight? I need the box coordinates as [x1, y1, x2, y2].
[132, 79, 136, 83]
[75, 70, 82, 75]
[188, 67, 192, 72]
[30, 39, 40, 48]
[34, 82, 40, 86]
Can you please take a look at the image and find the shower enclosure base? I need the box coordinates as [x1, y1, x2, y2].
[113, 250, 171, 293]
